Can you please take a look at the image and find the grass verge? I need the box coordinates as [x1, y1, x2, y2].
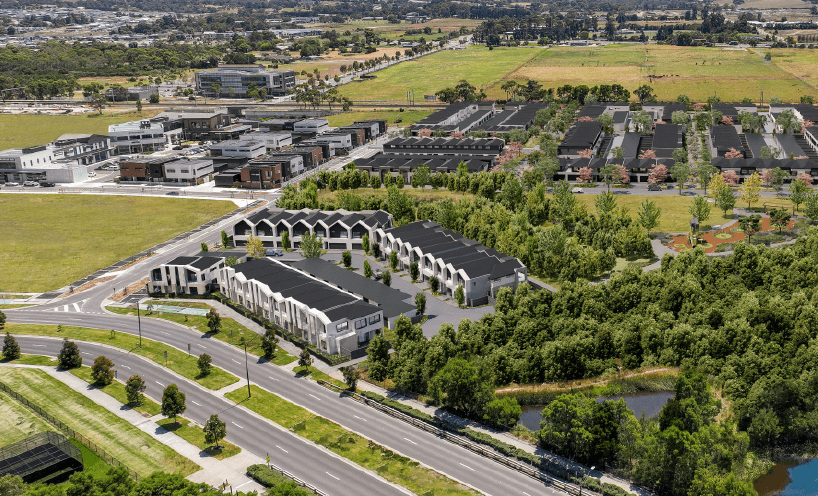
[0, 367, 200, 476]
[6, 323, 239, 390]
[106, 304, 297, 366]
[69, 366, 162, 416]
[156, 417, 241, 460]
[1, 354, 56, 366]
[292, 366, 347, 389]
[226, 385, 477, 495]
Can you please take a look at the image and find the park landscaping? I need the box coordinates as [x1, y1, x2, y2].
[0, 111, 158, 150]
[5, 323, 239, 390]
[225, 385, 478, 496]
[0, 389, 55, 445]
[70, 366, 162, 416]
[0, 195, 236, 293]
[156, 417, 241, 460]
[0, 367, 200, 477]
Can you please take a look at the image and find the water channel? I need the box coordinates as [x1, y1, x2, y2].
[754, 458, 818, 496]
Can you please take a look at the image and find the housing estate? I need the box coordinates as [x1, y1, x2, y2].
[149, 256, 225, 295]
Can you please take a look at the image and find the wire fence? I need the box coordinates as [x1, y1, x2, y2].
[0, 381, 140, 481]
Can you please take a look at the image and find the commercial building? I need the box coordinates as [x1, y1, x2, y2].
[149, 256, 224, 295]
[119, 156, 213, 184]
[232, 208, 392, 251]
[195, 65, 296, 98]
[293, 119, 329, 134]
[239, 132, 292, 150]
[209, 140, 266, 159]
[163, 158, 214, 184]
[374, 220, 527, 306]
[219, 257, 385, 356]
[108, 120, 170, 154]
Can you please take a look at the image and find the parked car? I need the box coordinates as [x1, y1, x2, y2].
[647, 184, 662, 191]
[172, 145, 183, 150]
[166, 191, 179, 196]
[39, 182, 55, 187]
[571, 187, 584, 193]
[23, 181, 40, 187]
[88, 171, 96, 177]
[373, 269, 383, 280]
[5, 182, 20, 187]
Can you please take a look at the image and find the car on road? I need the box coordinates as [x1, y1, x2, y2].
[5, 182, 20, 187]
[88, 171, 96, 177]
[172, 145, 183, 150]
[23, 181, 40, 187]
[571, 187, 584, 193]
[39, 182, 55, 187]
[373, 269, 383, 280]
[648, 184, 662, 191]
[166, 191, 180, 196]
[266, 248, 284, 256]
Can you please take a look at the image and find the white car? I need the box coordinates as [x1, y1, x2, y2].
[5, 182, 20, 186]
[571, 187, 584, 193]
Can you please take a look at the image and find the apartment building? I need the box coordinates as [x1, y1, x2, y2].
[149, 256, 225, 295]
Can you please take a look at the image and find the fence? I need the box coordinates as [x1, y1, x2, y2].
[266, 463, 329, 496]
[0, 381, 140, 481]
[316, 380, 598, 496]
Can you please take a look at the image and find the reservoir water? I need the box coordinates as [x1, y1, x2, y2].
[754, 458, 818, 496]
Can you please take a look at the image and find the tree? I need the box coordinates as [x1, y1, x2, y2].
[790, 177, 810, 212]
[688, 196, 711, 225]
[203, 414, 227, 449]
[362, 234, 370, 254]
[0, 474, 26, 496]
[597, 113, 614, 133]
[341, 366, 360, 390]
[634, 85, 655, 104]
[578, 167, 593, 183]
[342, 250, 352, 267]
[722, 170, 740, 186]
[363, 259, 372, 278]
[197, 353, 212, 376]
[0, 309, 4, 331]
[135, 99, 142, 113]
[648, 163, 668, 184]
[594, 191, 617, 216]
[382, 270, 391, 286]
[633, 111, 653, 133]
[161, 384, 186, 424]
[637, 199, 661, 234]
[245, 234, 265, 259]
[770, 208, 791, 232]
[671, 110, 690, 129]
[740, 172, 762, 208]
[805, 192, 818, 221]
[149, 93, 160, 104]
[221, 230, 230, 248]
[484, 397, 522, 427]
[739, 214, 762, 243]
[91, 355, 115, 386]
[599, 164, 617, 192]
[714, 184, 736, 218]
[768, 167, 788, 193]
[415, 292, 426, 316]
[724, 147, 743, 159]
[430, 358, 493, 418]
[372, 242, 381, 258]
[92, 94, 107, 114]
[697, 164, 718, 195]
[455, 284, 465, 307]
[58, 338, 82, 369]
[429, 275, 440, 294]
[409, 261, 419, 282]
[281, 230, 290, 249]
[671, 163, 690, 194]
[261, 329, 278, 358]
[210, 83, 222, 97]
[388, 250, 398, 270]
[125, 375, 146, 406]
[299, 232, 323, 258]
[411, 164, 430, 189]
[2, 332, 20, 361]
[298, 348, 313, 373]
[206, 308, 221, 334]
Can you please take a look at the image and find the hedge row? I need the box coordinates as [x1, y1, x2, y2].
[571, 476, 634, 496]
[246, 464, 312, 495]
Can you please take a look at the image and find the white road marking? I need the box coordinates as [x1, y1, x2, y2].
[276, 445, 288, 453]
[459, 463, 475, 471]
[325, 472, 339, 481]
[196, 344, 206, 349]
[81, 352, 92, 355]
[235, 481, 252, 490]
[232, 359, 240, 364]
[267, 376, 279, 381]
[309, 394, 320, 401]
[353, 415, 367, 421]
[404, 438, 417, 445]
[33, 345, 45, 347]
[72, 303, 81, 312]
[155, 381, 165, 387]
[523, 492, 532, 496]
[232, 422, 243, 429]
[191, 401, 201, 406]
[63, 305, 69, 312]
[121, 365, 131, 369]
[160, 331, 170, 336]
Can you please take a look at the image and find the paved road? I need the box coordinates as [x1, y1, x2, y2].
[7, 309, 569, 496]
[11, 335, 406, 496]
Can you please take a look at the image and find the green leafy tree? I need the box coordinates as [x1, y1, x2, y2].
[125, 375, 146, 406]
[671, 163, 690, 194]
[637, 199, 662, 234]
[688, 196, 711, 225]
[714, 185, 736, 217]
[299, 232, 323, 258]
[411, 164, 430, 189]
[135, 99, 143, 113]
[539, 393, 596, 462]
[769, 208, 791, 232]
[415, 292, 426, 316]
[483, 397, 522, 427]
[594, 191, 617, 216]
[409, 261, 419, 282]
[281, 230, 290, 249]
[91, 355, 115, 386]
[261, 329, 278, 358]
[429, 275, 440, 294]
[0, 474, 26, 496]
[739, 214, 762, 243]
[149, 93, 160, 104]
[203, 414, 226, 448]
[342, 250, 352, 267]
[634, 85, 655, 104]
[341, 366, 360, 390]
[429, 358, 494, 418]
[221, 230, 230, 248]
[372, 242, 381, 258]
[0, 309, 5, 331]
[58, 338, 82, 369]
[363, 259, 372, 278]
[298, 348, 313, 373]
[740, 172, 762, 208]
[206, 309, 221, 334]
[389, 250, 398, 270]
[789, 178, 810, 212]
[362, 234, 370, 253]
[161, 384, 186, 424]
[197, 353, 212, 376]
[245, 234, 265, 259]
[2, 332, 20, 361]
[382, 270, 391, 286]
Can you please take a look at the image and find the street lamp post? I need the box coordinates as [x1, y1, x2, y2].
[244, 340, 252, 398]
[578, 466, 595, 496]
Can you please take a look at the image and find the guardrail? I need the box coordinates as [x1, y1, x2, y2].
[316, 380, 597, 496]
[0, 380, 141, 481]
[264, 463, 329, 496]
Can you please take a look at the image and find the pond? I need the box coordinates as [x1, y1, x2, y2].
[754, 458, 818, 496]
[517, 391, 675, 431]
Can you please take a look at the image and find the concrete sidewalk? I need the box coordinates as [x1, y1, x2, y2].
[0, 363, 265, 494]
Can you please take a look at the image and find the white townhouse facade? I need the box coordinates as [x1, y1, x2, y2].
[149, 256, 225, 295]
[108, 120, 170, 155]
[374, 220, 527, 307]
[232, 208, 393, 251]
[219, 258, 384, 356]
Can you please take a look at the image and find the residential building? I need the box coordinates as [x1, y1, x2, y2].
[382, 136, 504, 157]
[476, 102, 549, 134]
[237, 162, 284, 189]
[558, 121, 605, 157]
[315, 132, 354, 151]
[352, 119, 388, 136]
[149, 256, 224, 295]
[219, 257, 384, 356]
[293, 119, 329, 134]
[108, 120, 170, 154]
[163, 158, 214, 184]
[246, 154, 304, 183]
[240, 132, 292, 150]
[374, 220, 527, 306]
[209, 139, 266, 159]
[195, 65, 296, 98]
[232, 208, 393, 251]
[354, 154, 492, 182]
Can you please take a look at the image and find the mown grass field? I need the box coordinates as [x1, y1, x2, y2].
[156, 417, 241, 460]
[6, 323, 239, 390]
[326, 109, 432, 128]
[568, 192, 697, 233]
[0, 195, 235, 292]
[70, 366, 162, 416]
[338, 46, 540, 102]
[0, 111, 158, 150]
[505, 44, 816, 102]
[0, 389, 55, 445]
[0, 367, 200, 476]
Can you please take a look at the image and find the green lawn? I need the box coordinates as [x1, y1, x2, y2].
[566, 193, 697, 233]
[0, 304, 34, 309]
[106, 304, 297, 366]
[0, 111, 156, 150]
[70, 366, 162, 416]
[326, 109, 433, 128]
[225, 385, 477, 495]
[338, 46, 540, 103]
[1, 354, 55, 366]
[0, 389, 55, 445]
[0, 367, 200, 477]
[6, 323, 239, 390]
[0, 195, 236, 293]
[156, 417, 241, 460]
[292, 366, 347, 389]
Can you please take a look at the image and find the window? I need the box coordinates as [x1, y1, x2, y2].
[355, 318, 367, 329]
[337, 322, 348, 332]
[368, 314, 380, 325]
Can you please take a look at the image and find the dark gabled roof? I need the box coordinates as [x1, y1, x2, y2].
[612, 111, 629, 123]
[621, 132, 642, 159]
[168, 256, 198, 266]
[744, 133, 767, 159]
[711, 125, 744, 152]
[489, 258, 523, 279]
[806, 126, 818, 138]
[561, 121, 604, 148]
[190, 257, 222, 270]
[776, 133, 806, 158]
[795, 105, 818, 122]
[325, 300, 381, 322]
[711, 103, 739, 117]
[653, 124, 682, 149]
